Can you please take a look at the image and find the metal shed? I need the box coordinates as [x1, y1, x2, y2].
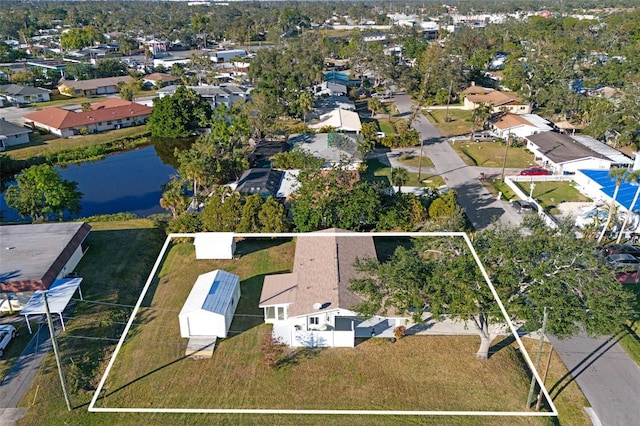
[179, 270, 240, 338]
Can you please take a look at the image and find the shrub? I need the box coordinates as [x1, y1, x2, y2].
[394, 325, 406, 340]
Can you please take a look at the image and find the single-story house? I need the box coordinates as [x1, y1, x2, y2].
[462, 84, 531, 114]
[142, 72, 181, 88]
[525, 132, 633, 174]
[211, 49, 247, 63]
[23, 99, 151, 138]
[0, 222, 91, 312]
[179, 269, 241, 338]
[259, 229, 407, 348]
[57, 76, 134, 97]
[234, 168, 284, 198]
[313, 95, 355, 116]
[157, 84, 250, 109]
[248, 141, 290, 167]
[193, 232, 236, 260]
[0, 84, 51, 105]
[313, 81, 347, 97]
[288, 133, 363, 169]
[308, 108, 362, 134]
[489, 113, 553, 139]
[0, 118, 31, 150]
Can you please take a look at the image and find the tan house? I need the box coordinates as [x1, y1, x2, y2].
[23, 99, 151, 137]
[259, 229, 406, 347]
[57, 76, 134, 97]
[142, 73, 181, 88]
[462, 85, 531, 114]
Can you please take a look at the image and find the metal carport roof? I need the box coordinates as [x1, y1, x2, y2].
[20, 278, 83, 334]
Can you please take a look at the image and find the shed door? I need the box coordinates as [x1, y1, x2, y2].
[188, 315, 215, 336]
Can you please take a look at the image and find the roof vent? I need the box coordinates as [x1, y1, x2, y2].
[312, 302, 322, 310]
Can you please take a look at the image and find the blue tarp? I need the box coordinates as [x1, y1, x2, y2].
[580, 169, 640, 211]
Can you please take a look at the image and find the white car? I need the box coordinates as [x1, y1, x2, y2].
[0, 324, 17, 357]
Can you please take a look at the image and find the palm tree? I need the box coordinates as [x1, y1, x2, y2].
[367, 97, 383, 118]
[616, 170, 640, 243]
[391, 167, 410, 193]
[471, 102, 492, 132]
[160, 176, 188, 218]
[299, 91, 313, 123]
[598, 168, 629, 243]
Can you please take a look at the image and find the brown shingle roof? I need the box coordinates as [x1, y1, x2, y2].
[58, 76, 133, 91]
[466, 91, 524, 107]
[259, 229, 378, 317]
[23, 101, 151, 130]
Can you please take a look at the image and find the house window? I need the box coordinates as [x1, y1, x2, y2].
[277, 306, 286, 320]
[266, 306, 275, 319]
[309, 317, 319, 325]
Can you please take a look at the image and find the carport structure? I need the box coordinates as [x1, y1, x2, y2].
[20, 278, 83, 334]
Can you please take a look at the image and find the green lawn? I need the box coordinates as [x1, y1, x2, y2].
[5, 126, 150, 161]
[12, 221, 591, 425]
[424, 109, 473, 136]
[362, 159, 444, 188]
[449, 141, 536, 168]
[397, 151, 435, 169]
[516, 181, 591, 214]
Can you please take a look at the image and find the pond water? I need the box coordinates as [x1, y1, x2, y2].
[0, 145, 178, 222]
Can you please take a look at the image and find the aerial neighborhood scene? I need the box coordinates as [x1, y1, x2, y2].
[1, 0, 640, 424]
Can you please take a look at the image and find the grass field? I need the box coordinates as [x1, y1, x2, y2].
[516, 181, 591, 214]
[362, 159, 444, 188]
[425, 109, 473, 137]
[449, 141, 536, 169]
[12, 221, 590, 425]
[618, 286, 640, 366]
[4, 126, 150, 161]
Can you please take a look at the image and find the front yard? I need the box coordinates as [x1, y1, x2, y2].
[424, 109, 473, 137]
[449, 140, 536, 169]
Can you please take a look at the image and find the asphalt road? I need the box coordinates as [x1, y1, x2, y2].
[0, 323, 51, 425]
[549, 332, 640, 426]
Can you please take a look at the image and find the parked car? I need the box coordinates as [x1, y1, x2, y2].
[471, 131, 497, 142]
[604, 253, 640, 269]
[0, 324, 17, 357]
[520, 167, 551, 176]
[371, 91, 392, 99]
[512, 199, 536, 214]
[601, 244, 640, 258]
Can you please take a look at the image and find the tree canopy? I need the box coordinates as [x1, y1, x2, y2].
[5, 164, 82, 222]
[351, 217, 633, 359]
[147, 86, 212, 138]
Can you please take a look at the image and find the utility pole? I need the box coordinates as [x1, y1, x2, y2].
[536, 346, 554, 410]
[43, 292, 72, 411]
[444, 80, 453, 123]
[526, 307, 548, 408]
[500, 128, 511, 181]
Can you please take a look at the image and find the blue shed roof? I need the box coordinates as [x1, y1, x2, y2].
[180, 269, 240, 317]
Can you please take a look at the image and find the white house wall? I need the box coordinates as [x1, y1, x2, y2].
[2, 132, 30, 147]
[56, 244, 87, 280]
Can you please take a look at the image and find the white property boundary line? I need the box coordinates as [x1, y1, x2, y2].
[88, 231, 558, 418]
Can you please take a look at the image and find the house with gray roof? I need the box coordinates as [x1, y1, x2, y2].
[157, 84, 250, 109]
[259, 230, 407, 347]
[0, 222, 91, 312]
[234, 168, 284, 198]
[288, 133, 363, 169]
[0, 84, 51, 105]
[0, 118, 31, 150]
[525, 132, 633, 175]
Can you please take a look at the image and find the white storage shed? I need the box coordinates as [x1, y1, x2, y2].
[193, 232, 236, 260]
[179, 269, 240, 338]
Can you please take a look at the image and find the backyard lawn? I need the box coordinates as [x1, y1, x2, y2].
[5, 126, 150, 160]
[13, 221, 590, 425]
[449, 141, 536, 169]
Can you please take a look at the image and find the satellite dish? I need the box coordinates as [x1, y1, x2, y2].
[312, 302, 322, 310]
